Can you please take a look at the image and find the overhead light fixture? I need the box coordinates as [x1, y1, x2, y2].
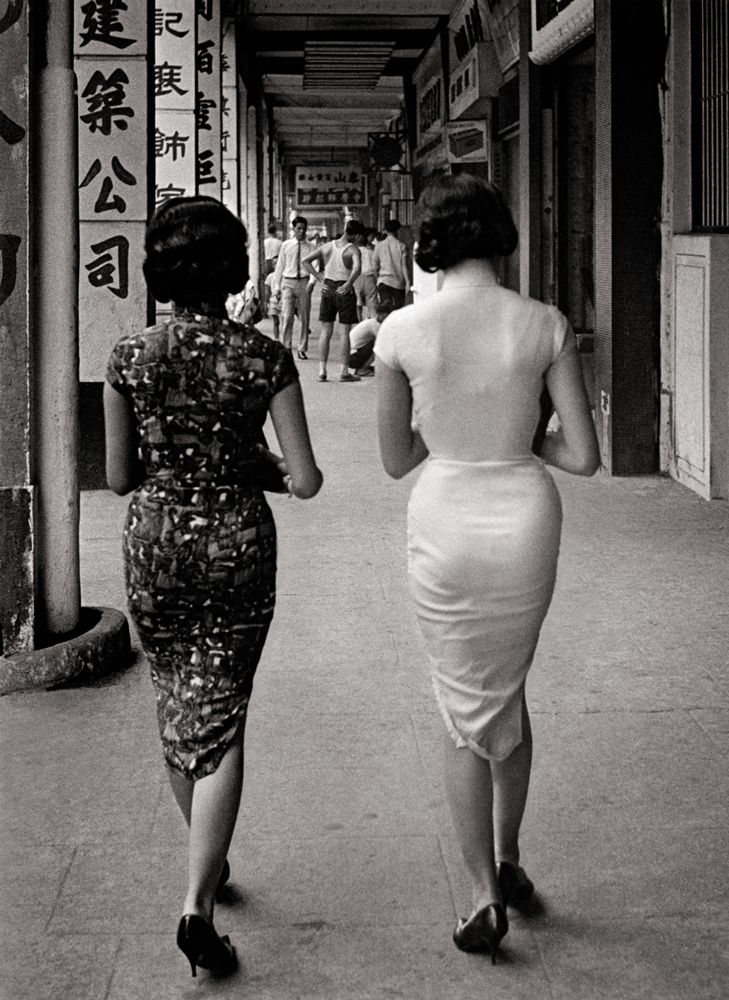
[303, 40, 395, 90]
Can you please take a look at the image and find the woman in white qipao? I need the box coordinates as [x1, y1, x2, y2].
[375, 174, 599, 963]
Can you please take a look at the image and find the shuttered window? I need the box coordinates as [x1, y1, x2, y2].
[692, 0, 729, 230]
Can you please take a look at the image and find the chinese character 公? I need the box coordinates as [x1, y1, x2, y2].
[79, 156, 137, 213]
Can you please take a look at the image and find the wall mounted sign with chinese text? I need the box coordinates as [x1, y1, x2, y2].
[155, 0, 197, 207]
[295, 167, 367, 209]
[196, 0, 221, 199]
[74, 0, 150, 382]
[0, 0, 29, 481]
[221, 17, 239, 216]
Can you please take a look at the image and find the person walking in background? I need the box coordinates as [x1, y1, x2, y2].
[262, 223, 282, 317]
[375, 175, 599, 963]
[265, 270, 281, 341]
[373, 218, 409, 312]
[354, 228, 378, 320]
[303, 218, 364, 383]
[103, 196, 322, 979]
[273, 216, 314, 357]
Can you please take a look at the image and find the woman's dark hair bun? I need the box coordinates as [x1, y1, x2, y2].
[143, 196, 249, 305]
[414, 174, 518, 273]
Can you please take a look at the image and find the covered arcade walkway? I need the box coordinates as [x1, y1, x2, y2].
[1, 324, 727, 998]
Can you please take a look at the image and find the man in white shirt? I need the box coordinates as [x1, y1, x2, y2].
[273, 217, 314, 356]
[373, 218, 409, 312]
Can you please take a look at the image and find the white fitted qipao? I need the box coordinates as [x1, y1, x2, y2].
[376, 273, 573, 760]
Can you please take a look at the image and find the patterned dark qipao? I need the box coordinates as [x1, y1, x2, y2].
[106, 310, 299, 779]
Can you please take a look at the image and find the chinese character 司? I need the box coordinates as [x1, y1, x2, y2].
[155, 62, 188, 98]
[85, 234, 129, 299]
[80, 68, 133, 135]
[78, 0, 136, 50]
[154, 127, 190, 162]
[79, 156, 137, 213]
[154, 11, 188, 38]
[197, 96, 217, 131]
[197, 150, 216, 186]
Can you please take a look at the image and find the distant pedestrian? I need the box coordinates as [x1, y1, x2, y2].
[375, 175, 599, 962]
[265, 270, 281, 340]
[348, 303, 391, 376]
[354, 229, 378, 320]
[303, 218, 365, 382]
[104, 196, 322, 979]
[373, 218, 409, 312]
[273, 216, 314, 356]
[262, 223, 282, 317]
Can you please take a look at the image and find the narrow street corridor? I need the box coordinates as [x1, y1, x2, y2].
[1, 319, 727, 999]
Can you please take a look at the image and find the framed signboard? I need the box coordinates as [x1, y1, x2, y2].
[295, 166, 367, 208]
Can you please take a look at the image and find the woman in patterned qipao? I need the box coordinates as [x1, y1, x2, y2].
[104, 197, 322, 978]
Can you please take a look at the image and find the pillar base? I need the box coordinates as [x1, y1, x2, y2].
[0, 606, 132, 695]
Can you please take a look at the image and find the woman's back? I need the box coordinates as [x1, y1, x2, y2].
[377, 278, 568, 462]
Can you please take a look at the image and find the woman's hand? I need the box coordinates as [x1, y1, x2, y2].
[254, 443, 294, 494]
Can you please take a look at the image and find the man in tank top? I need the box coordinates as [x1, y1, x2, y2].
[302, 219, 365, 382]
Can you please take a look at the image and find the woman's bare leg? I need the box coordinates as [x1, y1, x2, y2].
[182, 727, 245, 923]
[443, 733, 500, 913]
[492, 695, 532, 866]
[167, 765, 193, 826]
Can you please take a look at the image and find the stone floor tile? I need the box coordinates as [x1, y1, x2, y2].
[0, 933, 118, 1000]
[536, 914, 729, 1000]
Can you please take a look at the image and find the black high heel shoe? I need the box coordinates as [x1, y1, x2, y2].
[453, 903, 508, 964]
[497, 861, 534, 909]
[176, 914, 237, 978]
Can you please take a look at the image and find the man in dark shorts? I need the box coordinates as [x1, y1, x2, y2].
[303, 219, 365, 382]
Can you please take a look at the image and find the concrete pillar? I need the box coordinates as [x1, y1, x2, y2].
[33, 0, 80, 636]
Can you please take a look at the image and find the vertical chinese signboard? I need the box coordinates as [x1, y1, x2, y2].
[221, 17, 239, 216]
[74, 1, 150, 383]
[155, 0, 196, 207]
[196, 0, 221, 199]
[0, 0, 32, 653]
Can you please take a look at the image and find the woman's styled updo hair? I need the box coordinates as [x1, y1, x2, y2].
[414, 173, 518, 273]
[143, 196, 249, 305]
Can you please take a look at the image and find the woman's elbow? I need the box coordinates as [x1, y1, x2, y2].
[575, 442, 601, 476]
[291, 467, 323, 499]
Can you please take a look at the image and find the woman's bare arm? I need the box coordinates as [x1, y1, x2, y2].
[375, 359, 429, 479]
[541, 343, 600, 476]
[103, 381, 146, 495]
[269, 381, 323, 498]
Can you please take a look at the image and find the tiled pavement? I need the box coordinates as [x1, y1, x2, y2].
[1, 318, 728, 999]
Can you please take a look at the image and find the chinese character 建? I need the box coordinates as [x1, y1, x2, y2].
[78, 0, 136, 50]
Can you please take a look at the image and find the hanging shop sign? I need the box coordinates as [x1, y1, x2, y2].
[529, 0, 594, 65]
[196, 0, 222, 199]
[448, 1, 502, 120]
[413, 35, 445, 147]
[295, 166, 367, 208]
[74, 0, 149, 382]
[446, 120, 490, 165]
[221, 18, 239, 216]
[155, 0, 197, 207]
[484, 0, 520, 74]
